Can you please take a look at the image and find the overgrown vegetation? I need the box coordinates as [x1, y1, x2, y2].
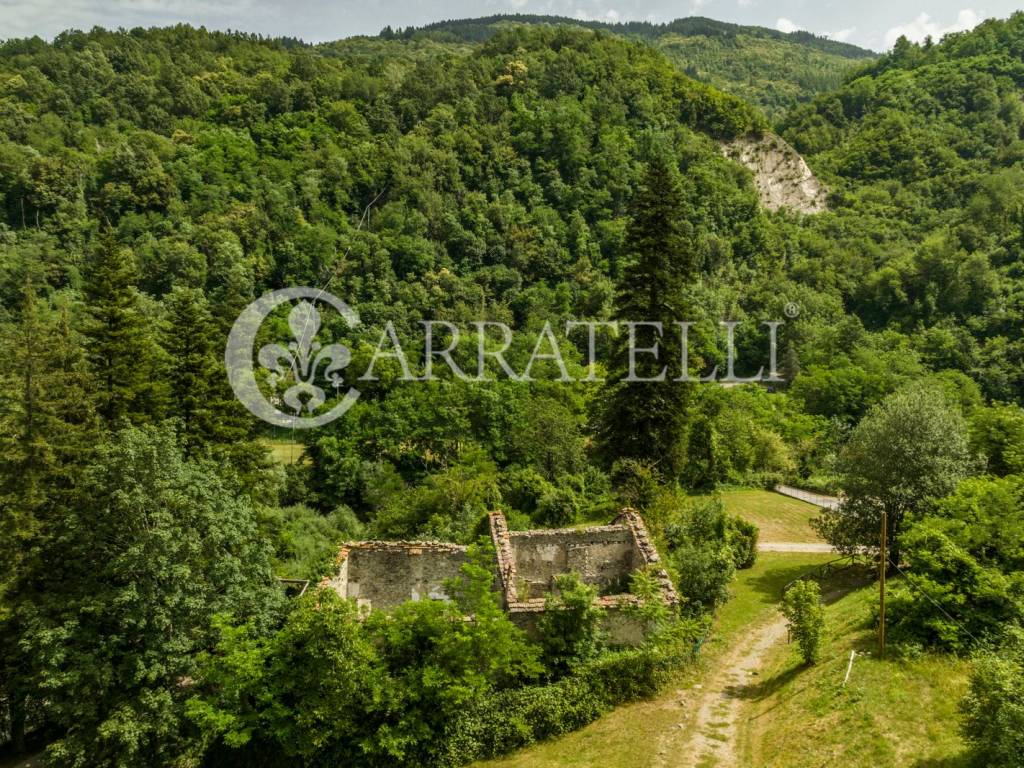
[2, 9, 1024, 766]
[186, 543, 701, 767]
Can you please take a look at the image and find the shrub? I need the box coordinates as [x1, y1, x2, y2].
[886, 521, 1024, 653]
[610, 458, 662, 511]
[538, 573, 604, 675]
[499, 466, 551, 516]
[781, 580, 825, 665]
[440, 646, 681, 767]
[534, 486, 580, 527]
[885, 475, 1024, 652]
[960, 629, 1024, 768]
[746, 470, 786, 490]
[727, 515, 759, 569]
[659, 494, 736, 613]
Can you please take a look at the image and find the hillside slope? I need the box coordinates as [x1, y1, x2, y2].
[394, 15, 877, 121]
[778, 11, 1024, 402]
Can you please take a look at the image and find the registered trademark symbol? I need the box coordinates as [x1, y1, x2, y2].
[784, 302, 800, 318]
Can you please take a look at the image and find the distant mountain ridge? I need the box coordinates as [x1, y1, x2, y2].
[386, 14, 876, 58]
[381, 14, 877, 121]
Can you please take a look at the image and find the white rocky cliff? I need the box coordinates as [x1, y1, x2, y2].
[723, 134, 827, 215]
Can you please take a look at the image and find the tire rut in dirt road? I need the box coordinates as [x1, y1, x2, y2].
[652, 614, 790, 768]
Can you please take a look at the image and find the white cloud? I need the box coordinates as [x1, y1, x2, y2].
[572, 6, 622, 23]
[776, 17, 798, 34]
[737, 0, 753, 7]
[509, 0, 529, 7]
[884, 9, 981, 48]
[825, 27, 855, 42]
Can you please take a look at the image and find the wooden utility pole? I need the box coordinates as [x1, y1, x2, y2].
[879, 509, 887, 658]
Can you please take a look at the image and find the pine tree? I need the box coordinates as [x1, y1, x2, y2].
[161, 284, 272, 490]
[0, 281, 97, 568]
[0, 279, 96, 754]
[596, 157, 699, 479]
[81, 234, 165, 425]
[161, 286, 221, 458]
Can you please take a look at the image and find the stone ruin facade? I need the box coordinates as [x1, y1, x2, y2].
[326, 509, 677, 645]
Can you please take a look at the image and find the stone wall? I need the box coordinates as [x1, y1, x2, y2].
[506, 526, 636, 599]
[327, 510, 677, 647]
[488, 510, 678, 646]
[328, 541, 468, 612]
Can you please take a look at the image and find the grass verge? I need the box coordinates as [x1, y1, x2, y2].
[738, 576, 972, 767]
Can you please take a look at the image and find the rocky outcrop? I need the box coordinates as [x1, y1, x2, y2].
[723, 134, 827, 214]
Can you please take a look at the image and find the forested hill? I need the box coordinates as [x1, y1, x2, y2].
[0, 22, 775, 508]
[6, 16, 1024, 765]
[388, 15, 877, 121]
[394, 15, 874, 58]
[0, 25, 764, 300]
[776, 11, 1024, 401]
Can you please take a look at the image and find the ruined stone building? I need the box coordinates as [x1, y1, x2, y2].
[326, 509, 677, 644]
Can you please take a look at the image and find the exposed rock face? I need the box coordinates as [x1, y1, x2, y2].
[723, 134, 827, 214]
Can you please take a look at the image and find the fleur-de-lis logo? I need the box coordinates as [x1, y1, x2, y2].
[226, 288, 360, 429]
[258, 301, 351, 415]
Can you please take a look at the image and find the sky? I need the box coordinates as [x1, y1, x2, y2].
[0, 0, 1018, 52]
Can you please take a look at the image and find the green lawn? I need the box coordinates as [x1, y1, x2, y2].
[739, 578, 972, 767]
[717, 489, 822, 544]
[263, 439, 306, 465]
[478, 551, 834, 768]
[578, 488, 822, 543]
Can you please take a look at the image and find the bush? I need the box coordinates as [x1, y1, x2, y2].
[610, 459, 662, 510]
[727, 516, 759, 569]
[886, 521, 1024, 653]
[440, 646, 680, 767]
[499, 466, 551, 516]
[538, 573, 603, 675]
[258, 504, 364, 581]
[960, 629, 1024, 768]
[534, 487, 580, 527]
[781, 580, 825, 665]
[659, 494, 736, 613]
[746, 471, 786, 490]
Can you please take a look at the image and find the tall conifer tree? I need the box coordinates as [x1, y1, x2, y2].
[81, 234, 165, 425]
[597, 156, 699, 479]
[0, 279, 96, 753]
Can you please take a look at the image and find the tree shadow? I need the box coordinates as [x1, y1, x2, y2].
[743, 561, 826, 603]
[727, 663, 803, 702]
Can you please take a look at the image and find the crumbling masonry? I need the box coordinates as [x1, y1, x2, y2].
[326, 509, 677, 645]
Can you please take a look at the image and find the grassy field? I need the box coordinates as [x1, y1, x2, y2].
[739, 578, 972, 768]
[580, 489, 822, 542]
[263, 439, 306, 465]
[479, 551, 834, 768]
[717, 489, 822, 544]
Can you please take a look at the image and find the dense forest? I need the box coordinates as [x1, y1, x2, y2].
[1, 10, 1023, 768]
[393, 14, 877, 120]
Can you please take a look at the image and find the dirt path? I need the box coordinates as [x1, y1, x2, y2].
[758, 542, 835, 553]
[651, 613, 790, 768]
